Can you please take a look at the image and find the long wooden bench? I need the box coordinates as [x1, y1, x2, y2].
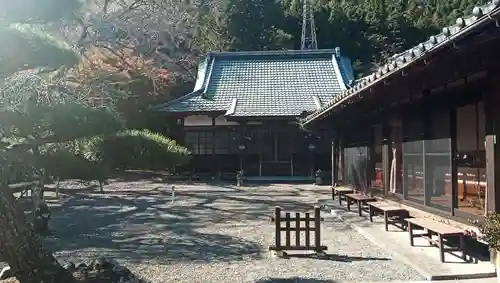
[406, 217, 466, 263]
[331, 187, 354, 205]
[345, 193, 376, 216]
[367, 202, 409, 231]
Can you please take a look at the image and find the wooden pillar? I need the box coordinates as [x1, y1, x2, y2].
[171, 117, 185, 175]
[450, 106, 458, 214]
[367, 124, 375, 192]
[382, 121, 391, 196]
[422, 91, 432, 206]
[485, 77, 500, 213]
[331, 136, 337, 186]
[338, 125, 345, 183]
[238, 124, 247, 173]
[170, 116, 184, 143]
[212, 117, 217, 175]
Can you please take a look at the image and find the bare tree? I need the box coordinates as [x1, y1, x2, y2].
[75, 0, 208, 80]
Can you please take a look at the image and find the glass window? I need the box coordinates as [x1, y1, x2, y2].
[370, 124, 384, 193]
[403, 116, 424, 203]
[456, 103, 486, 216]
[426, 110, 452, 210]
[344, 146, 368, 190]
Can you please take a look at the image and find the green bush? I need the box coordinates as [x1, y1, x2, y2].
[480, 213, 500, 251]
[39, 130, 189, 184]
[96, 129, 190, 171]
[0, 148, 39, 183]
[41, 147, 108, 183]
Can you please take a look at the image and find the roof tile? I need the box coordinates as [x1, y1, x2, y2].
[155, 49, 352, 117]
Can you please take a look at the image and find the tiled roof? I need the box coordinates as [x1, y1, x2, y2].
[154, 49, 354, 117]
[301, 0, 500, 126]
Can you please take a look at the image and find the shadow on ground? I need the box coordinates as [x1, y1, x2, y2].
[282, 253, 391, 262]
[46, 191, 262, 263]
[45, 178, 329, 264]
[255, 278, 338, 283]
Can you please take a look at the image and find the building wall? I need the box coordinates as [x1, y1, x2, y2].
[323, 27, 500, 236]
[178, 115, 332, 177]
[337, 79, 490, 223]
[183, 115, 214, 126]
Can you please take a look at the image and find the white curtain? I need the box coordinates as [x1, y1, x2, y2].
[390, 146, 397, 194]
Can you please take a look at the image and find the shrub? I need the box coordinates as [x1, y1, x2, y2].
[480, 212, 500, 251]
[41, 147, 108, 184]
[97, 129, 190, 171]
[40, 130, 189, 184]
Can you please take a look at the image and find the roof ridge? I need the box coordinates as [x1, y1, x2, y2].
[207, 49, 340, 57]
[301, 0, 500, 125]
[331, 54, 347, 90]
[201, 56, 216, 97]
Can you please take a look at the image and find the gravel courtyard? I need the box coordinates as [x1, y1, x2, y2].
[42, 177, 425, 283]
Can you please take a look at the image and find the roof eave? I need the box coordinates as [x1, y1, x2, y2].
[152, 54, 215, 112]
[151, 90, 201, 112]
[301, 3, 500, 127]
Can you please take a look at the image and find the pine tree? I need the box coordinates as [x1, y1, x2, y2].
[0, 1, 107, 282]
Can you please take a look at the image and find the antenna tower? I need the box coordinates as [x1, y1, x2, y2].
[300, 0, 318, 50]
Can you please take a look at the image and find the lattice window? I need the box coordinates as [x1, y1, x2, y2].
[184, 131, 199, 154]
[198, 131, 214, 155]
[184, 131, 216, 155]
[214, 130, 230, 154]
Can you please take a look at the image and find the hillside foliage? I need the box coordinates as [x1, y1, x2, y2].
[189, 0, 488, 76]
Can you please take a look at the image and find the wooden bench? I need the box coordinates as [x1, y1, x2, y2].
[331, 187, 354, 205]
[345, 194, 376, 216]
[367, 202, 409, 231]
[406, 217, 466, 262]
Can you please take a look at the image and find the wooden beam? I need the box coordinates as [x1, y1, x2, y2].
[485, 75, 500, 213]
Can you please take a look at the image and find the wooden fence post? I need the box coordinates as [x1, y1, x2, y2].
[314, 206, 321, 253]
[274, 206, 281, 250]
[295, 212, 300, 247]
[305, 212, 311, 249]
[285, 212, 291, 248]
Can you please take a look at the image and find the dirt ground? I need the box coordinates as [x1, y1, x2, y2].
[1, 176, 425, 283]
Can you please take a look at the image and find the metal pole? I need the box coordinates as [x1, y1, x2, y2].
[171, 186, 175, 203]
[240, 154, 243, 171]
[259, 152, 263, 176]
